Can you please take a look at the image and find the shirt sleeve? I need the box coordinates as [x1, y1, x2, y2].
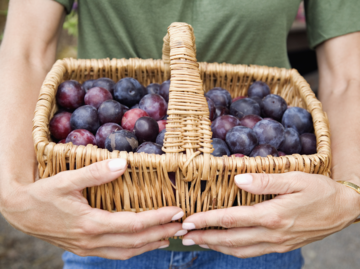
[53, 0, 75, 15]
[304, 0, 360, 49]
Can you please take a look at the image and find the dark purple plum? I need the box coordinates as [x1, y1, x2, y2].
[82, 79, 95, 92]
[211, 138, 231, 157]
[134, 116, 159, 144]
[261, 94, 287, 121]
[49, 112, 72, 140]
[84, 87, 113, 109]
[98, 100, 125, 125]
[157, 120, 167, 132]
[105, 129, 138, 152]
[121, 108, 149, 131]
[156, 129, 166, 146]
[232, 96, 246, 103]
[278, 128, 302, 155]
[92, 78, 115, 95]
[114, 77, 146, 107]
[95, 123, 122, 148]
[230, 98, 261, 119]
[56, 80, 85, 111]
[214, 106, 229, 119]
[251, 96, 262, 107]
[139, 94, 168, 121]
[159, 80, 170, 102]
[225, 126, 258, 155]
[70, 105, 100, 134]
[146, 83, 161, 95]
[250, 144, 279, 157]
[66, 129, 96, 146]
[248, 81, 270, 99]
[211, 115, 241, 140]
[136, 142, 164, 155]
[205, 87, 232, 108]
[58, 139, 66, 144]
[240, 114, 262, 129]
[282, 107, 313, 134]
[300, 133, 317, 154]
[206, 97, 216, 121]
[253, 119, 285, 148]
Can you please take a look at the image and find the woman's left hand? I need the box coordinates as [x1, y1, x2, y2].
[181, 172, 360, 258]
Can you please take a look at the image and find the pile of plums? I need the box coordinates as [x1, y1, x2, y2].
[50, 78, 169, 155]
[50, 78, 316, 158]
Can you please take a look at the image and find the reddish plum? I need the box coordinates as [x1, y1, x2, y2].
[157, 120, 167, 132]
[121, 108, 149, 131]
[58, 139, 66, 144]
[92, 78, 115, 95]
[95, 123, 122, 148]
[211, 115, 241, 140]
[56, 80, 85, 111]
[139, 94, 168, 121]
[232, 153, 245, 157]
[49, 112, 72, 140]
[240, 114, 262, 129]
[278, 151, 286, 156]
[66, 129, 96, 146]
[84, 87, 113, 109]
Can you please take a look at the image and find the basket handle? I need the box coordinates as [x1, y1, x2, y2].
[161, 22, 213, 180]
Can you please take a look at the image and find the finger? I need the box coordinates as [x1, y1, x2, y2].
[183, 227, 275, 248]
[182, 206, 264, 230]
[234, 172, 309, 195]
[83, 207, 184, 234]
[80, 240, 170, 260]
[87, 222, 185, 249]
[56, 158, 127, 192]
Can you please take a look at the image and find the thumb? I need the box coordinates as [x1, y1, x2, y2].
[234, 172, 307, 195]
[57, 158, 127, 192]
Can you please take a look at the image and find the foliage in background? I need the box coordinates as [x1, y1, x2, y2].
[63, 1, 78, 37]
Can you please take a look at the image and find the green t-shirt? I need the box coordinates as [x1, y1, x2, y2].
[54, 0, 360, 252]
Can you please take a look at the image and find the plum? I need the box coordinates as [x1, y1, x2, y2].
[214, 106, 229, 119]
[70, 105, 100, 134]
[211, 115, 241, 140]
[159, 80, 170, 102]
[157, 120, 167, 132]
[95, 123, 122, 148]
[205, 87, 232, 108]
[56, 80, 85, 111]
[98, 100, 125, 125]
[139, 94, 168, 121]
[133, 116, 159, 144]
[84, 87, 113, 109]
[261, 94, 287, 121]
[211, 138, 231, 157]
[300, 133, 317, 154]
[253, 119, 285, 149]
[156, 129, 166, 146]
[206, 97, 216, 121]
[105, 130, 138, 152]
[121, 108, 149, 131]
[49, 112, 72, 140]
[82, 79, 95, 92]
[240, 114, 262, 129]
[282, 107, 313, 134]
[92, 78, 115, 95]
[225, 126, 258, 155]
[248, 81, 270, 99]
[278, 151, 286, 156]
[250, 144, 279, 157]
[278, 128, 302, 155]
[136, 142, 164, 155]
[146, 83, 161, 95]
[232, 153, 245, 157]
[232, 96, 246, 103]
[66, 129, 96, 146]
[114, 77, 146, 107]
[230, 98, 261, 119]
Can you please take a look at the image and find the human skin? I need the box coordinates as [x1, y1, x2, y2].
[0, 0, 186, 259]
[182, 32, 360, 258]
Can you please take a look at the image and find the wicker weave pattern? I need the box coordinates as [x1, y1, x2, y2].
[32, 23, 331, 221]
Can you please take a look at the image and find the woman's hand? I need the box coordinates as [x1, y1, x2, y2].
[181, 172, 360, 258]
[0, 159, 186, 260]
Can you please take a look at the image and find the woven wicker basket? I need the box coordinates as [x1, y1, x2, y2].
[33, 23, 331, 220]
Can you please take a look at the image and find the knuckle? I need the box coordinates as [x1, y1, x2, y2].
[131, 239, 146, 249]
[76, 239, 93, 250]
[261, 214, 283, 229]
[219, 237, 236, 248]
[87, 164, 102, 182]
[81, 222, 101, 236]
[220, 213, 237, 228]
[269, 234, 287, 244]
[130, 221, 145, 233]
[259, 173, 272, 191]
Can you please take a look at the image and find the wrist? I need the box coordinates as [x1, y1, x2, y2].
[338, 178, 360, 222]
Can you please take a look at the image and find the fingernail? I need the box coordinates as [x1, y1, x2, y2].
[108, 159, 127, 172]
[200, 244, 209, 249]
[182, 239, 195, 246]
[235, 174, 253, 185]
[171, 211, 184, 221]
[182, 223, 196, 230]
[158, 244, 169, 249]
[174, 230, 188, 237]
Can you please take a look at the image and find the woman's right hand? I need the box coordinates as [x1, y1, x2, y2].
[0, 159, 185, 260]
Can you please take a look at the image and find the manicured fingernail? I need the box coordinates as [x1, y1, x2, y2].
[174, 230, 188, 237]
[183, 239, 196, 246]
[200, 244, 209, 249]
[235, 174, 253, 185]
[158, 244, 169, 249]
[108, 159, 127, 171]
[182, 223, 196, 230]
[171, 211, 184, 221]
